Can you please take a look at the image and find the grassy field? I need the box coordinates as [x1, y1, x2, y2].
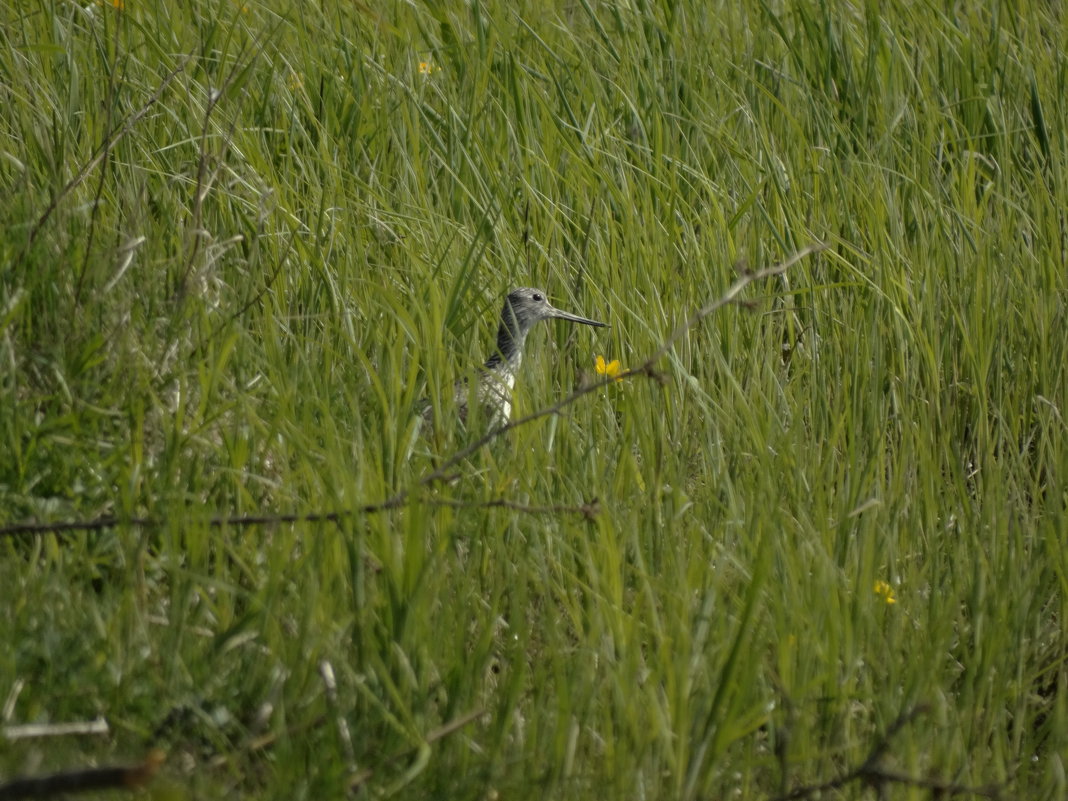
[1, 1, 1066, 798]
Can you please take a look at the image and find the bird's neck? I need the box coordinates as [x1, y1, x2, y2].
[485, 320, 526, 370]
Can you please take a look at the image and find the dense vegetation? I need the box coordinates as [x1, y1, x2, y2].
[1, 1, 1065, 798]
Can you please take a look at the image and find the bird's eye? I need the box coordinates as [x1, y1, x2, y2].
[532, 293, 543, 302]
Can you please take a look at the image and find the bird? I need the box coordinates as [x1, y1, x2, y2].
[427, 287, 607, 428]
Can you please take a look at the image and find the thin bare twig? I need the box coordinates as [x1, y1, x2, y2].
[2, 718, 109, 741]
[347, 708, 484, 790]
[0, 497, 597, 537]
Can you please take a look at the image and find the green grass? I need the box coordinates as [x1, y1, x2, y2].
[1, 0, 1066, 798]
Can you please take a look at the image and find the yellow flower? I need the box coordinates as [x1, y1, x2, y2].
[874, 580, 896, 605]
[97, 0, 124, 7]
[595, 355, 624, 382]
[418, 61, 441, 75]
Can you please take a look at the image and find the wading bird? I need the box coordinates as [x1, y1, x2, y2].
[429, 287, 607, 428]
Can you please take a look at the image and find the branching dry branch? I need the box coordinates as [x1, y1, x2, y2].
[0, 245, 821, 537]
[0, 497, 598, 537]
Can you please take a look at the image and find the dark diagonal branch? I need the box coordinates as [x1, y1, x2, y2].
[768, 704, 1008, 801]
[391, 243, 825, 502]
[0, 750, 164, 800]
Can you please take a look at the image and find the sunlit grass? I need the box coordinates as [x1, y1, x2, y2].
[1, 1, 1065, 799]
